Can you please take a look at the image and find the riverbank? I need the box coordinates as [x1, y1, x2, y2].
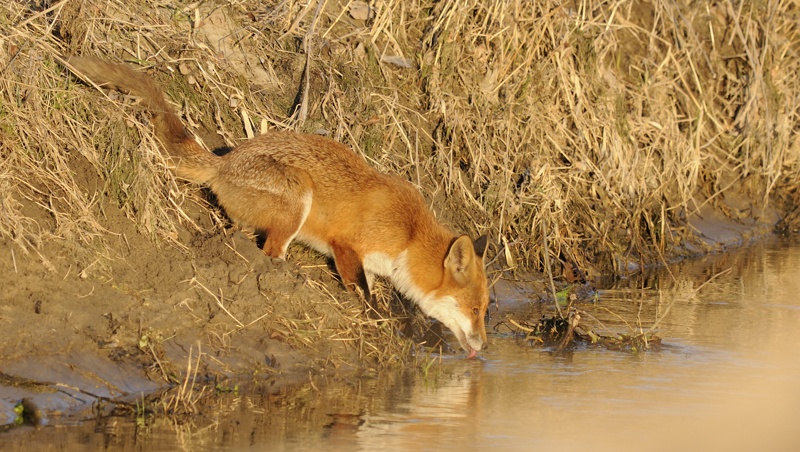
[1, 0, 798, 426]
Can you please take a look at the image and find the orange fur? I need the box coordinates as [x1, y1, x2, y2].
[65, 56, 490, 355]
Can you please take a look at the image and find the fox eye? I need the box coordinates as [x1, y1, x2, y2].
[472, 307, 480, 316]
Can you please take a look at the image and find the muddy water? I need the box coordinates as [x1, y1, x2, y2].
[3, 236, 800, 451]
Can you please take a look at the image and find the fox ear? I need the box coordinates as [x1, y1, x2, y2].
[473, 235, 488, 260]
[445, 235, 477, 287]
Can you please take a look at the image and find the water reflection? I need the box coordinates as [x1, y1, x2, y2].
[2, 236, 800, 451]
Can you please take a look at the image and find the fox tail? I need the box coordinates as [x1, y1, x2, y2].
[65, 56, 218, 182]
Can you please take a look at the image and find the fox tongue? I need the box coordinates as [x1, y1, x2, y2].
[467, 349, 477, 359]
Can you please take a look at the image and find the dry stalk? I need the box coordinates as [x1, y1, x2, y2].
[166, 343, 205, 414]
[146, 341, 171, 383]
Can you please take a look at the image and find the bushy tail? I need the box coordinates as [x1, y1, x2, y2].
[65, 56, 219, 183]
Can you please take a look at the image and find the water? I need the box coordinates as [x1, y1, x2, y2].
[4, 236, 800, 451]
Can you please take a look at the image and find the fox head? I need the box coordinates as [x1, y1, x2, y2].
[424, 235, 490, 356]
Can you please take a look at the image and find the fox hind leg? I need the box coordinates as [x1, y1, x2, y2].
[256, 189, 312, 259]
[216, 182, 312, 260]
[214, 155, 314, 260]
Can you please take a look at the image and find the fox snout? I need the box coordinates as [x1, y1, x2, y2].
[466, 330, 487, 352]
[450, 320, 488, 356]
[460, 330, 487, 359]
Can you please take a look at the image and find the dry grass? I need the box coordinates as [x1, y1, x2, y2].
[4, 0, 799, 270]
[1, 0, 799, 367]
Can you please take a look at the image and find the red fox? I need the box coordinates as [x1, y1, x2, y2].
[64, 56, 489, 357]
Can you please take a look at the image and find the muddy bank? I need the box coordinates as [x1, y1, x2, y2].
[0, 372, 419, 450]
[3, 235, 800, 451]
[0, 184, 777, 426]
[616, 190, 782, 273]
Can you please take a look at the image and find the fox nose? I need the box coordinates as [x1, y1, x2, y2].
[481, 342, 489, 350]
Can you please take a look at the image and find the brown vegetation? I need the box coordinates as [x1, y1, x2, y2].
[4, 0, 799, 273]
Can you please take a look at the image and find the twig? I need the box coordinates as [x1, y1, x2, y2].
[12, 0, 68, 29]
[192, 278, 244, 328]
[147, 342, 171, 383]
[294, 0, 327, 124]
[542, 219, 564, 319]
[0, 41, 25, 78]
[508, 317, 534, 332]
[555, 309, 580, 353]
